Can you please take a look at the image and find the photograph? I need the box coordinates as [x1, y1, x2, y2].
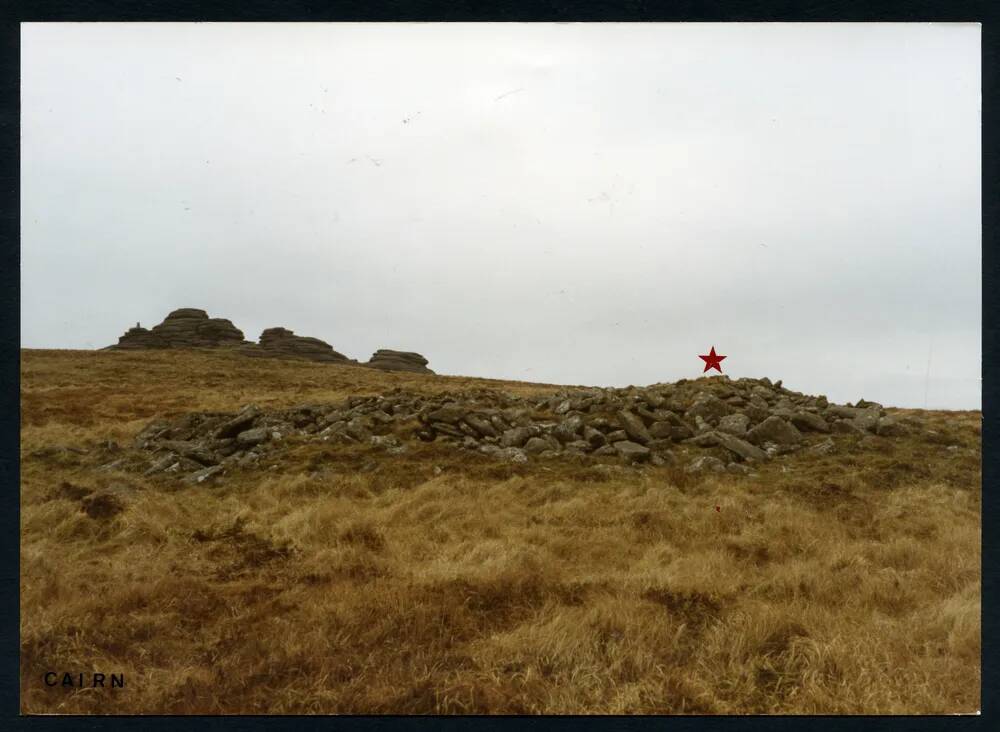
[18, 21, 981, 714]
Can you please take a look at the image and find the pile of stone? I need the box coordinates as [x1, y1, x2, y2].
[107, 308, 246, 350]
[244, 327, 354, 363]
[365, 349, 434, 374]
[116, 376, 915, 485]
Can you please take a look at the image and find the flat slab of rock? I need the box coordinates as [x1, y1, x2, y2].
[500, 426, 534, 448]
[718, 413, 750, 436]
[612, 440, 651, 462]
[711, 431, 768, 462]
[524, 436, 555, 455]
[831, 419, 865, 435]
[685, 394, 733, 425]
[746, 415, 803, 446]
[852, 410, 881, 432]
[216, 406, 260, 439]
[426, 403, 464, 424]
[236, 427, 269, 446]
[618, 409, 652, 444]
[686, 455, 726, 473]
[790, 411, 830, 433]
[185, 465, 224, 485]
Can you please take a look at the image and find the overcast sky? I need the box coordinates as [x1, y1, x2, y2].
[21, 23, 980, 409]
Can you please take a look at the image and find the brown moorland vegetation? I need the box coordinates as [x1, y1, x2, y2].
[20, 348, 981, 714]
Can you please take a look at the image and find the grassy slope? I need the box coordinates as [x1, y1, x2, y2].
[19, 349, 981, 714]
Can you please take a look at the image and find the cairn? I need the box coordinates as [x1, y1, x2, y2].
[119, 375, 915, 485]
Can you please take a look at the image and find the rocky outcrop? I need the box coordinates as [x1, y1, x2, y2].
[152, 308, 245, 347]
[107, 308, 436, 371]
[108, 308, 245, 350]
[365, 349, 434, 374]
[247, 327, 352, 363]
[106, 308, 434, 374]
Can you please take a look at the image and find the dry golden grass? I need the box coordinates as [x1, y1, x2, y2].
[20, 348, 981, 714]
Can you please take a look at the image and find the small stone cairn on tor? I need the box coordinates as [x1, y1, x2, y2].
[107, 321, 163, 349]
[107, 308, 245, 349]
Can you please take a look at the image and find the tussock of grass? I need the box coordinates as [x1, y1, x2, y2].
[20, 349, 980, 714]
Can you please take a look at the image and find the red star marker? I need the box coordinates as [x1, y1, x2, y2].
[699, 346, 726, 373]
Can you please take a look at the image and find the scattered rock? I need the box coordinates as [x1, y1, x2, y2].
[825, 405, 872, 420]
[583, 426, 607, 448]
[711, 431, 768, 462]
[790, 411, 830, 433]
[717, 413, 750, 436]
[684, 432, 719, 448]
[831, 420, 865, 435]
[426, 403, 464, 424]
[498, 447, 529, 463]
[852, 410, 881, 433]
[186, 465, 224, 485]
[685, 456, 726, 474]
[463, 414, 497, 437]
[744, 397, 770, 424]
[650, 451, 677, 467]
[501, 426, 535, 448]
[806, 438, 836, 456]
[686, 394, 733, 425]
[144, 454, 179, 475]
[746, 416, 803, 446]
[215, 406, 260, 439]
[554, 416, 584, 443]
[345, 417, 373, 441]
[524, 437, 552, 455]
[618, 409, 652, 444]
[612, 440, 651, 462]
[236, 427, 270, 446]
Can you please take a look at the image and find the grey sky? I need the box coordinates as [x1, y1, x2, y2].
[21, 23, 981, 409]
